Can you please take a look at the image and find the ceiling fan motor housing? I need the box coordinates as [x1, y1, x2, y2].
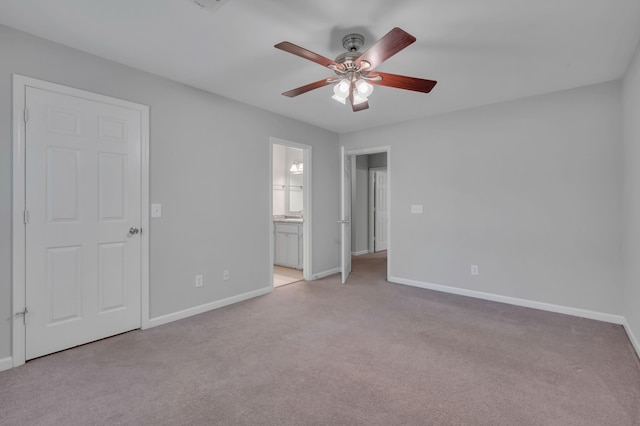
[342, 33, 365, 52]
[335, 51, 361, 71]
[335, 33, 366, 73]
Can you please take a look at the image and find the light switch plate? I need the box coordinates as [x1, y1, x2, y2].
[151, 204, 162, 218]
[411, 205, 423, 214]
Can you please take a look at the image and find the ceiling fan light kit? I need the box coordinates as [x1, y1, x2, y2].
[275, 27, 437, 112]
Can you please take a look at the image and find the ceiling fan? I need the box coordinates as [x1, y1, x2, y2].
[274, 27, 437, 112]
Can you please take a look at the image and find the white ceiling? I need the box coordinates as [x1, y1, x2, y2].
[1, 0, 640, 133]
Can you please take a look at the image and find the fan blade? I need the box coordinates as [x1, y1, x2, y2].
[356, 27, 416, 70]
[368, 72, 437, 93]
[348, 81, 369, 112]
[275, 42, 343, 70]
[282, 79, 334, 97]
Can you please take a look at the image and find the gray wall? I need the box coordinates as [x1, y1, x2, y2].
[0, 25, 340, 359]
[623, 41, 640, 347]
[368, 153, 387, 169]
[352, 155, 369, 254]
[272, 143, 286, 216]
[341, 81, 624, 315]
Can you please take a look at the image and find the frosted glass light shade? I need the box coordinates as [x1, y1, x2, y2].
[332, 94, 346, 104]
[334, 79, 350, 97]
[356, 79, 374, 98]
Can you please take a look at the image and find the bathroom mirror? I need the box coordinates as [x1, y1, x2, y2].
[288, 172, 303, 213]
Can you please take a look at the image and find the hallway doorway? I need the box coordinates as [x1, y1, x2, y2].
[342, 146, 390, 284]
[349, 251, 388, 280]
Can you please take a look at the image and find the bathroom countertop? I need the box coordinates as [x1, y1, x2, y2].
[273, 217, 303, 223]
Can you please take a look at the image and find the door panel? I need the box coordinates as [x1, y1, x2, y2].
[25, 87, 142, 360]
[98, 153, 127, 220]
[340, 148, 352, 283]
[47, 147, 80, 222]
[98, 242, 127, 312]
[286, 233, 299, 266]
[47, 245, 82, 324]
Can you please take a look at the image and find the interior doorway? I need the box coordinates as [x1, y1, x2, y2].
[12, 75, 150, 367]
[269, 138, 312, 288]
[342, 146, 390, 283]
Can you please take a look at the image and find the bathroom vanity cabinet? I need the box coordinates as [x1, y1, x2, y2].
[274, 221, 303, 269]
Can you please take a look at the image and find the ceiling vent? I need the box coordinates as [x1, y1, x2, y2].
[191, 0, 229, 13]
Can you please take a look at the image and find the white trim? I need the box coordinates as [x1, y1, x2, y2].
[623, 320, 640, 358]
[390, 276, 626, 325]
[344, 146, 391, 282]
[352, 250, 369, 256]
[12, 75, 27, 367]
[11, 75, 150, 367]
[312, 267, 341, 280]
[368, 169, 375, 253]
[148, 287, 272, 328]
[350, 156, 357, 260]
[340, 146, 350, 284]
[367, 169, 376, 253]
[140, 106, 150, 330]
[0, 357, 13, 372]
[269, 137, 313, 283]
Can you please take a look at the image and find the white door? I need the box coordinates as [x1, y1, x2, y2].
[375, 170, 388, 252]
[340, 147, 352, 284]
[25, 86, 142, 360]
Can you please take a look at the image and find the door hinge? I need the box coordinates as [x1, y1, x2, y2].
[24, 108, 29, 123]
[15, 307, 29, 325]
[23, 209, 29, 224]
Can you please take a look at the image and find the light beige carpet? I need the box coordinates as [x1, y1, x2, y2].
[273, 265, 303, 287]
[1, 252, 639, 425]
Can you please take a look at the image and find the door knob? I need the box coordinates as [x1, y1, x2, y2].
[129, 227, 140, 235]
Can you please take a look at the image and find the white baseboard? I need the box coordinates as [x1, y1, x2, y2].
[352, 250, 369, 256]
[148, 286, 272, 329]
[312, 267, 340, 280]
[623, 320, 640, 358]
[390, 276, 625, 325]
[0, 356, 13, 372]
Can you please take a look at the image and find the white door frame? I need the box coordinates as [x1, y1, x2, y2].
[340, 146, 352, 284]
[368, 167, 387, 253]
[269, 137, 312, 285]
[343, 146, 391, 281]
[11, 75, 150, 368]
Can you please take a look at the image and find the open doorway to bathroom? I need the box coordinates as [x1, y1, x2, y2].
[270, 138, 312, 288]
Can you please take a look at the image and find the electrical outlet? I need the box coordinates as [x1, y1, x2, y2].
[223, 270, 230, 281]
[195, 274, 204, 287]
[470, 265, 479, 276]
